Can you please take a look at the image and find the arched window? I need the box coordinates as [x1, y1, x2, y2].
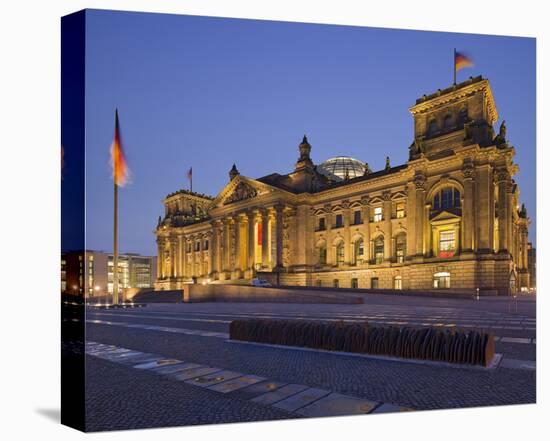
[374, 236, 384, 264]
[318, 242, 327, 265]
[427, 119, 438, 136]
[433, 187, 461, 211]
[335, 241, 345, 266]
[443, 114, 453, 128]
[395, 233, 406, 263]
[353, 238, 364, 264]
[458, 108, 468, 125]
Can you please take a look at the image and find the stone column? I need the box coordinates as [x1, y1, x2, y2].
[207, 232, 213, 276]
[234, 215, 243, 276]
[181, 236, 187, 278]
[496, 168, 510, 253]
[423, 204, 431, 256]
[261, 210, 270, 269]
[476, 164, 493, 252]
[383, 192, 392, 260]
[462, 160, 475, 252]
[223, 218, 232, 273]
[169, 237, 176, 278]
[414, 173, 426, 256]
[507, 183, 514, 255]
[156, 238, 163, 279]
[342, 200, 351, 265]
[215, 223, 222, 276]
[274, 205, 284, 269]
[325, 204, 333, 265]
[361, 198, 370, 262]
[247, 211, 256, 273]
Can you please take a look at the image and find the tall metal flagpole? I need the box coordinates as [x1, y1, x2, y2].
[113, 157, 119, 305]
[113, 109, 120, 305]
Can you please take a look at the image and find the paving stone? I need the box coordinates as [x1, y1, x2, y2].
[296, 392, 379, 417]
[133, 359, 182, 370]
[500, 337, 531, 344]
[116, 353, 161, 366]
[172, 366, 223, 381]
[499, 359, 536, 370]
[151, 361, 203, 375]
[185, 370, 243, 387]
[208, 375, 266, 393]
[225, 380, 286, 398]
[272, 387, 331, 412]
[251, 384, 310, 406]
[371, 403, 416, 413]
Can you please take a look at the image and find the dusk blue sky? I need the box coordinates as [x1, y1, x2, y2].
[83, 9, 536, 256]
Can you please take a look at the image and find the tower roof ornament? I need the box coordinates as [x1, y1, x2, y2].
[295, 134, 314, 171]
[229, 163, 240, 181]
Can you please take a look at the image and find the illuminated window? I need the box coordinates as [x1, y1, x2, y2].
[374, 236, 384, 264]
[318, 244, 327, 265]
[396, 202, 405, 218]
[433, 272, 451, 289]
[395, 233, 406, 263]
[336, 242, 345, 266]
[373, 206, 383, 222]
[394, 276, 402, 290]
[335, 214, 343, 228]
[354, 238, 364, 264]
[439, 230, 455, 257]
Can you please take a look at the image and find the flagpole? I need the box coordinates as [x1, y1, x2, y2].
[113, 109, 120, 306]
[453, 48, 456, 85]
[113, 174, 119, 305]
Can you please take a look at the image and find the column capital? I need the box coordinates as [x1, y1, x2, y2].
[413, 172, 427, 190]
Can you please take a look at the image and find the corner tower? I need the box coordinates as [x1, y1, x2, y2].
[408, 76, 498, 160]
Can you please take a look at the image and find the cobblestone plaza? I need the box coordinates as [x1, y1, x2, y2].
[80, 294, 536, 431]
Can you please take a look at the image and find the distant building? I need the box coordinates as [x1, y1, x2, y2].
[61, 250, 157, 298]
[155, 76, 531, 295]
[527, 243, 536, 289]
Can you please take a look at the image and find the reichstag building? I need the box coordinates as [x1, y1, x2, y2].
[155, 76, 531, 295]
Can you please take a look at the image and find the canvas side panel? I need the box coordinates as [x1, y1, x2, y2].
[61, 9, 86, 432]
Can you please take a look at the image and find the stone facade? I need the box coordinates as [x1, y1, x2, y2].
[155, 76, 531, 295]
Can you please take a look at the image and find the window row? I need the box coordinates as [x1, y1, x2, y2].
[315, 272, 452, 290]
[316, 202, 406, 231]
[317, 233, 407, 266]
[185, 239, 210, 253]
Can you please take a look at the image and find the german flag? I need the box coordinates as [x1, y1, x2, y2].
[110, 109, 129, 187]
[455, 51, 473, 72]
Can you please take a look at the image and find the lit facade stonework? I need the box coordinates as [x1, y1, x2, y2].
[155, 76, 531, 295]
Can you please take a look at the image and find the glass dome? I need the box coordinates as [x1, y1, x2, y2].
[317, 156, 367, 181]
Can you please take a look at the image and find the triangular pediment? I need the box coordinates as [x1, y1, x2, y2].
[430, 209, 462, 223]
[211, 175, 288, 208]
